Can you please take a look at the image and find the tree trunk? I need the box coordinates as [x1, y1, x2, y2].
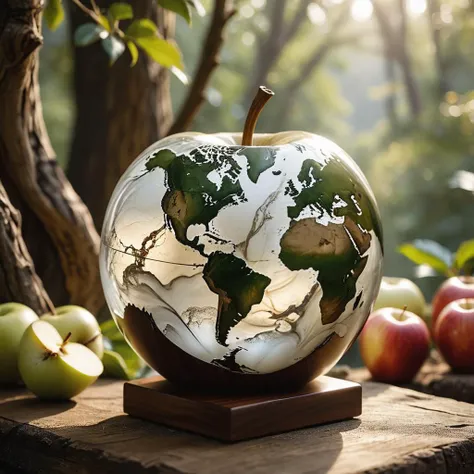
[427, 0, 448, 97]
[244, 1, 287, 105]
[372, 0, 422, 120]
[384, 50, 399, 128]
[0, 181, 52, 315]
[67, 1, 175, 229]
[0, 0, 102, 313]
[396, 0, 422, 118]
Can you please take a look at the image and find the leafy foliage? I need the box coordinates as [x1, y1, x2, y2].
[44, 0, 64, 31]
[400, 238, 474, 277]
[100, 318, 146, 379]
[399, 240, 454, 276]
[74, 23, 108, 46]
[102, 35, 127, 64]
[108, 2, 133, 21]
[158, 0, 192, 24]
[44, 0, 188, 73]
[102, 350, 131, 379]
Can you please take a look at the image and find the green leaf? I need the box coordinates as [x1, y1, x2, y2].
[127, 41, 139, 66]
[100, 319, 124, 342]
[455, 239, 474, 273]
[100, 319, 146, 378]
[398, 239, 453, 275]
[44, 0, 65, 31]
[113, 341, 145, 376]
[74, 23, 108, 46]
[187, 0, 206, 16]
[102, 35, 126, 64]
[109, 2, 134, 21]
[135, 36, 183, 69]
[158, 0, 191, 24]
[126, 18, 158, 39]
[462, 258, 474, 276]
[97, 14, 112, 31]
[102, 350, 131, 380]
[170, 66, 189, 85]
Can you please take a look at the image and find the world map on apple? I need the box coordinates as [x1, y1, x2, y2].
[100, 133, 383, 376]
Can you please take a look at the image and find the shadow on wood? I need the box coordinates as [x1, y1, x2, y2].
[0, 397, 75, 423]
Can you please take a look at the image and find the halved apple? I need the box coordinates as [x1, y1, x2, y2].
[18, 320, 103, 400]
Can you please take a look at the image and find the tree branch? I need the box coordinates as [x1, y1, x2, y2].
[282, 3, 352, 93]
[372, 0, 422, 118]
[282, 0, 314, 45]
[244, 0, 287, 104]
[167, 0, 235, 135]
[396, 0, 422, 116]
[371, 0, 396, 55]
[427, 0, 448, 97]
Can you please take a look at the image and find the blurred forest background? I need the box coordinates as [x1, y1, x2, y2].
[40, 0, 474, 301]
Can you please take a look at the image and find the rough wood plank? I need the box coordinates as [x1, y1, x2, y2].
[351, 351, 474, 404]
[1, 380, 474, 473]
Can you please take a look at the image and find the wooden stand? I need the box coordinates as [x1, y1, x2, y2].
[124, 376, 362, 442]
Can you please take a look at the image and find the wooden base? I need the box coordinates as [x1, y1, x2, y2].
[123, 376, 362, 442]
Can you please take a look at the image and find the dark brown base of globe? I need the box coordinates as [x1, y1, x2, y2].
[121, 304, 353, 394]
[123, 374, 362, 441]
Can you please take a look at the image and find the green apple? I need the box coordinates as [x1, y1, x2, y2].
[0, 303, 38, 385]
[41, 306, 103, 358]
[18, 320, 103, 400]
[374, 277, 426, 317]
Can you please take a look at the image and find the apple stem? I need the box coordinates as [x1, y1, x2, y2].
[241, 86, 275, 146]
[84, 332, 101, 346]
[62, 332, 72, 347]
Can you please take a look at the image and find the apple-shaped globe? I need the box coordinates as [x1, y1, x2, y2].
[99, 88, 383, 392]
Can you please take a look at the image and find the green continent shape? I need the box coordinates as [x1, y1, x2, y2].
[287, 155, 383, 243]
[239, 148, 277, 183]
[148, 146, 245, 254]
[145, 149, 176, 171]
[203, 252, 271, 346]
[280, 151, 381, 325]
[280, 219, 369, 325]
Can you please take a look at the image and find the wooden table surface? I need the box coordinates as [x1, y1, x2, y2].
[351, 351, 474, 404]
[2, 373, 474, 473]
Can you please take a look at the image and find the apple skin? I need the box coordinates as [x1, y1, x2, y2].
[374, 277, 426, 317]
[434, 299, 474, 373]
[360, 307, 430, 383]
[41, 305, 103, 358]
[432, 276, 474, 328]
[0, 303, 38, 385]
[18, 320, 103, 400]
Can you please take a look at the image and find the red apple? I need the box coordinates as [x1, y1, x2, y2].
[359, 308, 430, 383]
[434, 298, 474, 373]
[432, 276, 474, 328]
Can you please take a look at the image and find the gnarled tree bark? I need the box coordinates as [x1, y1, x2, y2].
[0, 181, 52, 315]
[0, 0, 102, 313]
